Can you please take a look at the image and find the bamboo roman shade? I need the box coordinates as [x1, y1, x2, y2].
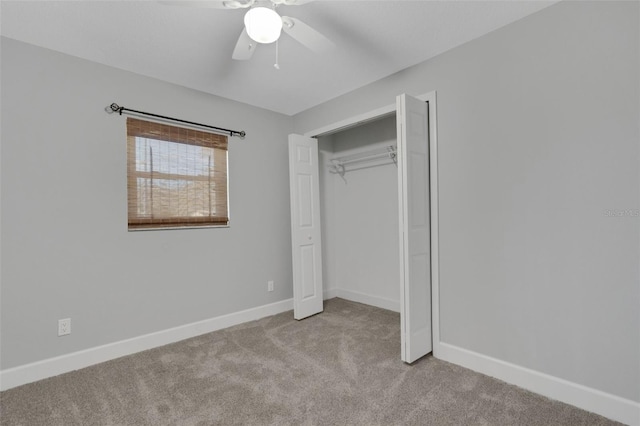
[126, 118, 229, 229]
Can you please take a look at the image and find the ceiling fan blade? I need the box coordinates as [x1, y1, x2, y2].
[281, 16, 334, 53]
[159, 0, 254, 9]
[232, 28, 257, 60]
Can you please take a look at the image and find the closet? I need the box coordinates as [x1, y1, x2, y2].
[289, 93, 432, 363]
[317, 115, 400, 312]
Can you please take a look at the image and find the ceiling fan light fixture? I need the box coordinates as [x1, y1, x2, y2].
[244, 7, 282, 44]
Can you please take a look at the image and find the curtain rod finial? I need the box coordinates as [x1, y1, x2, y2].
[109, 103, 122, 114]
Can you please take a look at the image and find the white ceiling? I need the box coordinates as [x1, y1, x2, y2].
[0, 0, 557, 116]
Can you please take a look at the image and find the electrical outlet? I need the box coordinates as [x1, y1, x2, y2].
[58, 318, 71, 336]
[267, 280, 274, 292]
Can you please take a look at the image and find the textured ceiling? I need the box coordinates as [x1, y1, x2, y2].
[0, 0, 557, 115]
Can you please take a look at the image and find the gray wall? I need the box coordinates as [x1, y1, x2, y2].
[295, 1, 640, 402]
[1, 37, 294, 369]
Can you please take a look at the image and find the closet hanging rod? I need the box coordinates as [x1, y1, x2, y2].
[330, 145, 396, 166]
[333, 151, 394, 166]
[328, 145, 397, 176]
[107, 103, 246, 138]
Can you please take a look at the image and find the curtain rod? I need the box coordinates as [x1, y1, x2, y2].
[108, 103, 246, 138]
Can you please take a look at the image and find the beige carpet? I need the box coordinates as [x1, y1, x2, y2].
[0, 298, 620, 425]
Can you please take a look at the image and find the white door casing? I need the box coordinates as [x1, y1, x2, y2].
[397, 94, 432, 363]
[288, 134, 324, 320]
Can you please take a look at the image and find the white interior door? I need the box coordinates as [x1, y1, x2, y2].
[288, 134, 324, 320]
[397, 94, 432, 363]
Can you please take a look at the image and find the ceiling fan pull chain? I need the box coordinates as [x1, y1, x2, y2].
[274, 39, 280, 70]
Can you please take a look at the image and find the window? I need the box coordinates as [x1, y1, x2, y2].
[126, 118, 228, 230]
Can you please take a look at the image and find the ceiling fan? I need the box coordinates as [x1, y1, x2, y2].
[161, 0, 334, 64]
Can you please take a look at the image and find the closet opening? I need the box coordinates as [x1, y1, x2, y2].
[289, 92, 438, 363]
[317, 114, 401, 313]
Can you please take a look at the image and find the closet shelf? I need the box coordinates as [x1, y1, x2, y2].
[328, 145, 397, 176]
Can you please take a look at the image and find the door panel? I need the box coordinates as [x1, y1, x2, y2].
[397, 94, 432, 363]
[297, 175, 313, 226]
[289, 134, 324, 320]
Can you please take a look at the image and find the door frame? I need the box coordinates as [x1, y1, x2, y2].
[302, 91, 440, 358]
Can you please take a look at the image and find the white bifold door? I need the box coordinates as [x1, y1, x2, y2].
[288, 134, 324, 320]
[396, 94, 432, 363]
[288, 94, 431, 363]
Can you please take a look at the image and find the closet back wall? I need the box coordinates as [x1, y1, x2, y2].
[318, 116, 400, 311]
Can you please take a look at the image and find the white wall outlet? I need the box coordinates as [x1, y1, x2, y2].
[58, 318, 71, 336]
[267, 280, 274, 292]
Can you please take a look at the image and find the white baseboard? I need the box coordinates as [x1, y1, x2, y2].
[323, 287, 339, 300]
[0, 298, 293, 392]
[328, 288, 400, 313]
[437, 342, 640, 426]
